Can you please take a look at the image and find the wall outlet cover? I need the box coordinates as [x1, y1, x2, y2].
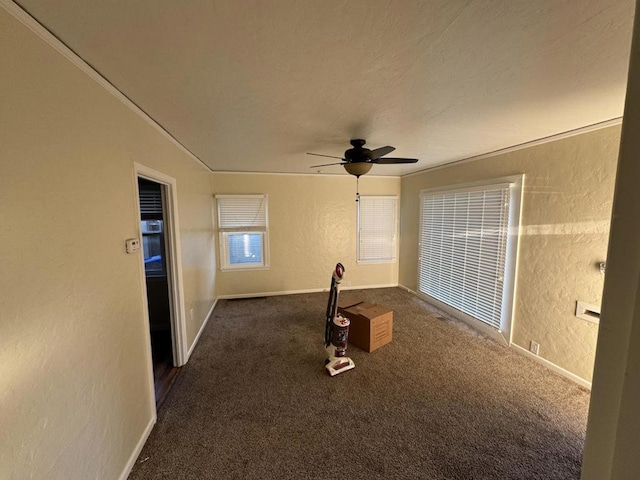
[530, 341, 540, 355]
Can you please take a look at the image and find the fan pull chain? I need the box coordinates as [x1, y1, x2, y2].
[355, 176, 360, 202]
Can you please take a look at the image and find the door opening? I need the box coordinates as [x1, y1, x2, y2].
[138, 177, 180, 407]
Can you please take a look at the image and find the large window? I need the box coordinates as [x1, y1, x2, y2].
[418, 178, 522, 341]
[358, 196, 398, 263]
[216, 194, 269, 270]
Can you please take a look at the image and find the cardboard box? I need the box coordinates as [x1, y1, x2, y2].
[337, 300, 393, 352]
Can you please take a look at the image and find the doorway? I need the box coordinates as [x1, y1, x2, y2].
[138, 177, 179, 406]
[134, 164, 188, 410]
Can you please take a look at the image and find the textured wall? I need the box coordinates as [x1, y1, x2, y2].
[583, 2, 640, 475]
[400, 126, 620, 382]
[0, 9, 216, 480]
[212, 173, 400, 296]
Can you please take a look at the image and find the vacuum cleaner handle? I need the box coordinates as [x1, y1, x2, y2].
[324, 263, 345, 347]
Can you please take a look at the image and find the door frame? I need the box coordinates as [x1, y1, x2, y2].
[133, 162, 188, 369]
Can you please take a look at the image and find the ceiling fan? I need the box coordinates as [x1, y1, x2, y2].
[308, 139, 418, 177]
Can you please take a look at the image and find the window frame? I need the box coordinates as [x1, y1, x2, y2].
[215, 194, 270, 271]
[357, 195, 399, 264]
[417, 176, 523, 345]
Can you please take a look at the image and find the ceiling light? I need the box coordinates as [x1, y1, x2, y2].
[343, 163, 372, 177]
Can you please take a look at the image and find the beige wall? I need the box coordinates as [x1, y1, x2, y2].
[212, 173, 400, 296]
[582, 0, 640, 476]
[0, 9, 216, 480]
[400, 125, 620, 382]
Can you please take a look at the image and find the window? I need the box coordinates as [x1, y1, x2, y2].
[216, 194, 269, 270]
[418, 177, 522, 341]
[141, 220, 165, 274]
[358, 196, 398, 263]
[138, 179, 166, 277]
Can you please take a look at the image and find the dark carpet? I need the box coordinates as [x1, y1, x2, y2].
[128, 288, 590, 480]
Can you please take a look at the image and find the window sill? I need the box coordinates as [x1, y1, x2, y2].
[220, 265, 270, 272]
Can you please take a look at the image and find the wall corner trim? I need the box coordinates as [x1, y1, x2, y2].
[186, 298, 218, 361]
[118, 414, 156, 480]
[398, 284, 418, 295]
[0, 0, 212, 173]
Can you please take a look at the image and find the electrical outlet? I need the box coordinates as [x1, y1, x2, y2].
[530, 341, 540, 356]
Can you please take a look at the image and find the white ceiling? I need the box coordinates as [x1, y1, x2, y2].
[15, 0, 636, 176]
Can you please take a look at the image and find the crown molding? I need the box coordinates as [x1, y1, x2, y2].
[403, 117, 623, 178]
[211, 170, 400, 179]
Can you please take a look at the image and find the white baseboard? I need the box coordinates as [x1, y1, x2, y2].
[186, 298, 218, 360]
[342, 283, 398, 291]
[399, 284, 592, 390]
[119, 414, 156, 480]
[510, 343, 592, 390]
[218, 287, 322, 299]
[217, 283, 399, 300]
[398, 284, 418, 295]
[119, 299, 218, 478]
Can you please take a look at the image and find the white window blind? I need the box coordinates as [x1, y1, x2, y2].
[358, 196, 398, 263]
[139, 189, 163, 216]
[418, 184, 511, 329]
[217, 195, 267, 231]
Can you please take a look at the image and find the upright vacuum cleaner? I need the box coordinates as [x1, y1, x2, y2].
[324, 263, 355, 376]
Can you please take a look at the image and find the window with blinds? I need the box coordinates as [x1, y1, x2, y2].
[358, 196, 398, 263]
[215, 194, 269, 270]
[138, 178, 166, 276]
[139, 189, 163, 217]
[418, 183, 512, 330]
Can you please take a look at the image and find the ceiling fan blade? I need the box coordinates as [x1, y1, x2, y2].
[310, 162, 348, 168]
[307, 152, 345, 160]
[372, 157, 419, 164]
[368, 146, 396, 160]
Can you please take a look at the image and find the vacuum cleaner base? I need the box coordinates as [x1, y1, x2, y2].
[325, 356, 355, 376]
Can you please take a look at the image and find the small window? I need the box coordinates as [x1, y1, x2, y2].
[138, 179, 167, 277]
[358, 196, 398, 263]
[141, 220, 165, 275]
[216, 194, 269, 270]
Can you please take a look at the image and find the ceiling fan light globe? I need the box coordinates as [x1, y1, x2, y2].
[344, 162, 373, 177]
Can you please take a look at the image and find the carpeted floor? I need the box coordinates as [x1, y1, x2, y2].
[129, 288, 590, 480]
